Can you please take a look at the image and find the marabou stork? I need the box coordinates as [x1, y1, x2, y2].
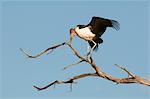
[69, 16, 120, 55]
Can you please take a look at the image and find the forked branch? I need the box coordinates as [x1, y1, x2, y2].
[20, 42, 150, 91]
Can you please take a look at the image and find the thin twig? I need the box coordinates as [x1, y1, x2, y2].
[114, 64, 135, 77]
[33, 80, 58, 91]
[20, 42, 66, 58]
[70, 83, 73, 92]
[63, 60, 85, 70]
[33, 73, 97, 91]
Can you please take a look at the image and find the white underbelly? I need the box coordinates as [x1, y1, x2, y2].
[75, 27, 95, 41]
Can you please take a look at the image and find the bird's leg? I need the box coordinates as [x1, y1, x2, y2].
[90, 40, 97, 57]
[86, 42, 91, 59]
[87, 42, 90, 53]
[91, 40, 97, 50]
[86, 40, 97, 58]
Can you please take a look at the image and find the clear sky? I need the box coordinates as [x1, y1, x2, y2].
[1, 0, 150, 99]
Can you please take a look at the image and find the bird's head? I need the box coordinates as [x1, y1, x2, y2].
[69, 28, 76, 45]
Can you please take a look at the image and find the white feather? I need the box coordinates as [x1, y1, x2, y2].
[75, 27, 95, 41]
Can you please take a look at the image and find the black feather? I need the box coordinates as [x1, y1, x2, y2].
[87, 16, 120, 37]
[77, 25, 86, 29]
[76, 16, 120, 51]
[88, 37, 103, 51]
[85, 16, 120, 50]
[111, 20, 120, 30]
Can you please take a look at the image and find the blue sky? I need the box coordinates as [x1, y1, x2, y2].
[1, 0, 150, 99]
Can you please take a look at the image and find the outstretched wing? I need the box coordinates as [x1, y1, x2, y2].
[87, 16, 120, 37]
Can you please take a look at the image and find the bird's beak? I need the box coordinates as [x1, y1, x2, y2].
[69, 28, 76, 45]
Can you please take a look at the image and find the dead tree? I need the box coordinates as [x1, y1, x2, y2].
[20, 41, 150, 91]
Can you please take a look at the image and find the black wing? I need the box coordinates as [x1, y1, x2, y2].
[87, 16, 120, 37]
[87, 16, 120, 51]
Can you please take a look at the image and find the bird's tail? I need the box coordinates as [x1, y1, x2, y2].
[88, 37, 103, 51]
[111, 20, 120, 31]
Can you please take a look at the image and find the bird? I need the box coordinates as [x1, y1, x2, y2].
[69, 16, 120, 55]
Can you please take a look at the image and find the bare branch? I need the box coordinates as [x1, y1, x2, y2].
[63, 59, 85, 70]
[33, 80, 58, 91]
[66, 43, 150, 86]
[66, 42, 88, 62]
[33, 73, 97, 91]
[20, 42, 66, 58]
[21, 41, 150, 92]
[114, 64, 135, 77]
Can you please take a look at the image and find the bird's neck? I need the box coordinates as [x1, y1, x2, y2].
[74, 28, 79, 36]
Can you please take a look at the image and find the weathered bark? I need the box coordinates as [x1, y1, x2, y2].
[20, 42, 150, 91]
